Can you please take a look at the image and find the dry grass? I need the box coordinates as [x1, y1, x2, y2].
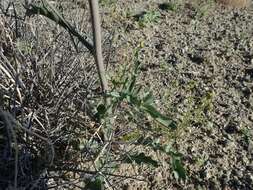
[1, 0, 252, 189]
[1, 1, 175, 189]
[0, 2, 103, 188]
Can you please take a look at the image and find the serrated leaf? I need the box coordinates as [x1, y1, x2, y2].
[124, 152, 159, 167]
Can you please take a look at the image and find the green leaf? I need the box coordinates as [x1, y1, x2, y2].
[133, 136, 187, 180]
[129, 95, 141, 106]
[142, 92, 154, 105]
[107, 91, 121, 98]
[126, 76, 136, 94]
[137, 11, 161, 27]
[85, 176, 104, 190]
[94, 104, 107, 120]
[126, 94, 131, 103]
[124, 152, 159, 167]
[97, 104, 106, 115]
[172, 157, 187, 181]
[121, 130, 141, 141]
[141, 104, 176, 129]
[125, 60, 141, 94]
[132, 85, 142, 97]
[135, 136, 181, 156]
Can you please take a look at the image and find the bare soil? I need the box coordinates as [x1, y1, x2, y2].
[101, 0, 253, 189]
[0, 0, 253, 189]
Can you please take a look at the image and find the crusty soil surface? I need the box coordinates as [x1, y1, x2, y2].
[100, 0, 253, 189]
[1, 0, 253, 189]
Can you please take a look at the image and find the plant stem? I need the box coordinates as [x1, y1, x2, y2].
[88, 0, 109, 97]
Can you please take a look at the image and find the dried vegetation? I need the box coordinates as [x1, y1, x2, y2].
[1, 0, 253, 189]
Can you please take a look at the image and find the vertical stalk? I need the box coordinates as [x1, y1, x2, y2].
[88, 0, 111, 143]
[88, 0, 109, 96]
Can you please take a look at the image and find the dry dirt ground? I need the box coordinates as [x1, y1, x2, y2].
[100, 0, 253, 189]
[0, 0, 253, 189]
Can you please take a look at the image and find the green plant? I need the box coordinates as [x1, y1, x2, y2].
[180, 84, 214, 129]
[241, 127, 252, 145]
[133, 136, 187, 181]
[195, 154, 209, 168]
[86, 46, 185, 188]
[102, 48, 176, 128]
[134, 10, 161, 27]
[192, 0, 215, 19]
[23, 1, 185, 189]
